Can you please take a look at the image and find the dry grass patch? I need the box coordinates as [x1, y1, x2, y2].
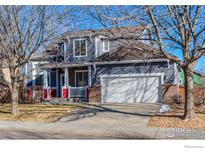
[0, 103, 82, 122]
[148, 104, 205, 130]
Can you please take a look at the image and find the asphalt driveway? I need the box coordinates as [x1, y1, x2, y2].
[0, 103, 169, 139]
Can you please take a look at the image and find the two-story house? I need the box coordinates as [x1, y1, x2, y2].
[26, 26, 181, 104]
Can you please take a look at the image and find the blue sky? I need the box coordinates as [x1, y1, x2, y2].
[194, 56, 205, 72]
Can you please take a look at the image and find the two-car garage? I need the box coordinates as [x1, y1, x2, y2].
[101, 73, 163, 104]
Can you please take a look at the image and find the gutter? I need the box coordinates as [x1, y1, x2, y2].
[93, 59, 169, 65]
[41, 58, 169, 69]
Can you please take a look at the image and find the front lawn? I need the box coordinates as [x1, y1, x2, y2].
[148, 104, 205, 130]
[0, 103, 83, 122]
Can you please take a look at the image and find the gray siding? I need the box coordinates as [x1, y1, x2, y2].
[64, 36, 124, 62]
[91, 61, 177, 86]
[97, 38, 122, 57]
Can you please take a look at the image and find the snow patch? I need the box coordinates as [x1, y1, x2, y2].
[159, 104, 171, 113]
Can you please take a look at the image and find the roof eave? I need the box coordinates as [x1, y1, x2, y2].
[41, 58, 169, 69]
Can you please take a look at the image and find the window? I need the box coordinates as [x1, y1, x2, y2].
[179, 77, 183, 84]
[48, 70, 56, 87]
[103, 39, 109, 52]
[74, 39, 87, 57]
[35, 75, 43, 86]
[58, 42, 64, 52]
[60, 74, 65, 87]
[75, 71, 88, 87]
[50, 70, 57, 87]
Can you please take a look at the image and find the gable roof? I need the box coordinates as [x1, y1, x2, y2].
[41, 26, 174, 63]
[96, 41, 165, 62]
[59, 25, 147, 40]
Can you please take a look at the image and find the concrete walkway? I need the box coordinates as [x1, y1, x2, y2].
[0, 103, 203, 139]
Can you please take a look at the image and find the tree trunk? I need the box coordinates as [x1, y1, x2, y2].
[183, 66, 195, 120]
[11, 81, 19, 115]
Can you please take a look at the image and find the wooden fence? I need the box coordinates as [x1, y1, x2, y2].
[163, 84, 205, 104]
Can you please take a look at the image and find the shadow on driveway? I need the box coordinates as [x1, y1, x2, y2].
[58, 103, 181, 123]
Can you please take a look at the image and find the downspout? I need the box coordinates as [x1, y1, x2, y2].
[174, 62, 180, 102]
[167, 59, 170, 68]
[64, 39, 67, 62]
[95, 36, 99, 57]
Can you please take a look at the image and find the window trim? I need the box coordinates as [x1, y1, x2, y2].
[75, 70, 89, 87]
[102, 39, 109, 52]
[73, 38, 88, 57]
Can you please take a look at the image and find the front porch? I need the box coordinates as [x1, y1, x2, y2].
[43, 66, 91, 102]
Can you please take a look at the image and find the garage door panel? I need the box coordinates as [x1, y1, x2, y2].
[101, 76, 161, 103]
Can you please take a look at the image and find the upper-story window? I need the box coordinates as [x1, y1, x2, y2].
[58, 42, 64, 52]
[73, 39, 87, 57]
[103, 39, 109, 52]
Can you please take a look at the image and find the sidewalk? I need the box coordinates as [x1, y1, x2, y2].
[0, 103, 204, 139]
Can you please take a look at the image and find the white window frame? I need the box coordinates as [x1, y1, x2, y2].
[102, 39, 109, 52]
[73, 38, 88, 57]
[75, 70, 89, 87]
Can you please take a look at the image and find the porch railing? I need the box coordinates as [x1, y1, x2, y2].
[69, 87, 88, 98]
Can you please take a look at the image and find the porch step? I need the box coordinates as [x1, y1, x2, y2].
[43, 98, 69, 104]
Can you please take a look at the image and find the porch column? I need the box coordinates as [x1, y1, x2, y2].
[62, 67, 69, 99]
[43, 69, 50, 99]
[88, 65, 92, 87]
[56, 69, 59, 97]
[87, 65, 92, 99]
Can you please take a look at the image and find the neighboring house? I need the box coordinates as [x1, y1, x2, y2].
[179, 71, 205, 86]
[21, 53, 47, 101]
[25, 26, 181, 104]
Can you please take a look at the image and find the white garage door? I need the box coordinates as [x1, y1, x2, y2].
[101, 74, 162, 103]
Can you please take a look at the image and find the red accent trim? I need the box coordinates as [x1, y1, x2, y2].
[63, 88, 69, 98]
[44, 89, 48, 99]
[27, 89, 33, 99]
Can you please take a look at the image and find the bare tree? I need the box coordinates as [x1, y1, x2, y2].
[86, 5, 205, 120]
[0, 6, 69, 114]
[145, 5, 205, 120]
[85, 6, 156, 57]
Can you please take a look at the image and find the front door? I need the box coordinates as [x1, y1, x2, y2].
[60, 74, 65, 97]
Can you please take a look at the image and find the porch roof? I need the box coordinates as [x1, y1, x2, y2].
[40, 58, 169, 69]
[40, 62, 90, 69]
